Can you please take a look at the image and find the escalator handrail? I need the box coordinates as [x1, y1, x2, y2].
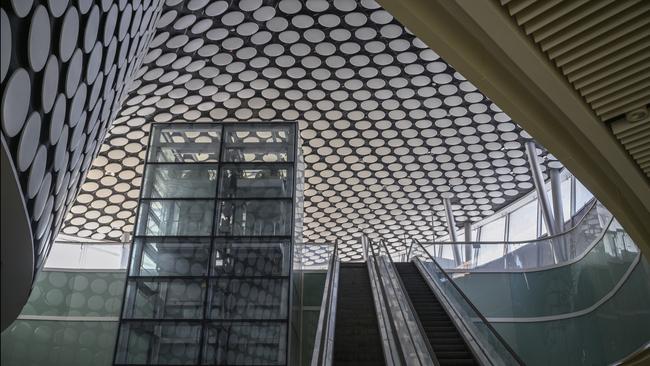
[373, 238, 441, 365]
[310, 240, 340, 366]
[412, 238, 526, 365]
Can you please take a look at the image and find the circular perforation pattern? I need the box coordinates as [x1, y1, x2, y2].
[1, 1, 164, 274]
[62, 0, 561, 262]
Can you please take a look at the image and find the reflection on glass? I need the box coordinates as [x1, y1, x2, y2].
[136, 200, 214, 236]
[142, 164, 218, 198]
[208, 279, 289, 319]
[212, 241, 290, 276]
[203, 322, 287, 365]
[148, 124, 221, 163]
[123, 279, 205, 319]
[216, 200, 291, 236]
[222, 125, 294, 163]
[116, 321, 201, 365]
[130, 238, 210, 276]
[219, 165, 293, 198]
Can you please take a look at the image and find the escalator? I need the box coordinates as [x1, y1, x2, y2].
[332, 262, 386, 366]
[395, 262, 478, 365]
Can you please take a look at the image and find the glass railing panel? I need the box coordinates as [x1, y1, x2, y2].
[1, 320, 119, 366]
[491, 258, 650, 366]
[452, 221, 640, 318]
[416, 201, 610, 272]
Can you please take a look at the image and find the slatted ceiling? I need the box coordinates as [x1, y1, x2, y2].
[514, 0, 563, 26]
[567, 41, 648, 82]
[548, 9, 649, 61]
[523, 0, 590, 36]
[590, 81, 650, 109]
[506, 0, 538, 16]
[499, 0, 650, 178]
[577, 61, 648, 93]
[535, 0, 636, 48]
[612, 117, 650, 176]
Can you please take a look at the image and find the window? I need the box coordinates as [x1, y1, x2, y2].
[575, 179, 593, 212]
[508, 200, 537, 241]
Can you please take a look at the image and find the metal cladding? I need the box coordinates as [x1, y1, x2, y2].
[0, 0, 163, 272]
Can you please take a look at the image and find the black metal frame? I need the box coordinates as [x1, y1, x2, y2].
[113, 122, 300, 366]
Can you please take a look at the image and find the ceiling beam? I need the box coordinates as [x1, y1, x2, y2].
[378, 0, 650, 256]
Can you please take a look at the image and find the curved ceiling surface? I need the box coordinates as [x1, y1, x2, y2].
[62, 0, 562, 261]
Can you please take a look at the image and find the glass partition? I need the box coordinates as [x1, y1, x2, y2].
[116, 122, 299, 366]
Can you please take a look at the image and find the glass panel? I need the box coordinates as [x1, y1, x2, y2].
[508, 200, 537, 242]
[141, 164, 218, 198]
[222, 124, 294, 163]
[123, 279, 205, 319]
[218, 165, 293, 198]
[44, 243, 128, 270]
[203, 322, 287, 365]
[212, 240, 291, 276]
[130, 238, 210, 277]
[116, 321, 201, 365]
[480, 217, 506, 242]
[208, 279, 289, 319]
[1, 320, 118, 366]
[136, 200, 214, 236]
[216, 200, 292, 236]
[148, 124, 221, 163]
[575, 179, 593, 212]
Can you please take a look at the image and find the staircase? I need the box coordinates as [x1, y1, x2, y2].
[395, 262, 478, 366]
[333, 262, 386, 366]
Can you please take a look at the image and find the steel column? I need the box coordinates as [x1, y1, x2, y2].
[525, 141, 557, 236]
[550, 168, 565, 231]
[463, 222, 472, 262]
[443, 198, 462, 266]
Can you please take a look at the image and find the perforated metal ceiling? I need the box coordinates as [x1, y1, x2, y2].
[61, 0, 562, 261]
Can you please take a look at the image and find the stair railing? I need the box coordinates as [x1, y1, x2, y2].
[310, 240, 340, 366]
[411, 239, 526, 365]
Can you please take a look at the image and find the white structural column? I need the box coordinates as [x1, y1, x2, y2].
[443, 198, 462, 266]
[463, 222, 472, 262]
[525, 142, 558, 236]
[550, 169, 565, 232]
[550, 168, 567, 261]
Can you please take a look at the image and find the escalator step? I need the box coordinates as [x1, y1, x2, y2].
[333, 263, 386, 366]
[396, 262, 479, 366]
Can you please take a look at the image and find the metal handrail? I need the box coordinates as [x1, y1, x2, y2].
[412, 239, 526, 365]
[310, 240, 340, 366]
[374, 238, 440, 365]
[418, 198, 599, 247]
